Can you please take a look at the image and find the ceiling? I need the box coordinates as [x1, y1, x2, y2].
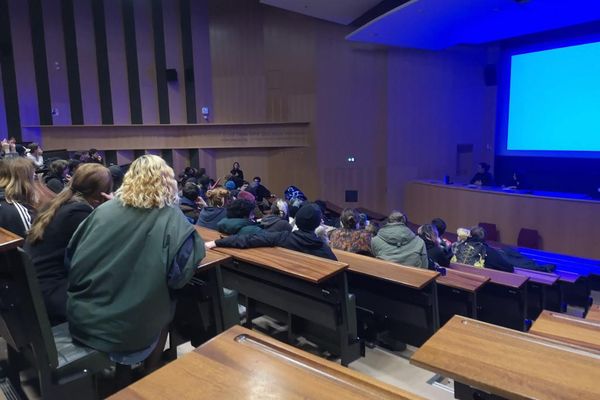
[260, 0, 382, 25]
[346, 0, 600, 50]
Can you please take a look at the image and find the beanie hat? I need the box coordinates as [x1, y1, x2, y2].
[294, 203, 322, 232]
[284, 185, 307, 202]
[224, 180, 236, 190]
[237, 190, 255, 203]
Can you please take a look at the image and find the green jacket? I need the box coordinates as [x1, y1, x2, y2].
[66, 198, 205, 353]
[371, 222, 428, 268]
[217, 217, 263, 235]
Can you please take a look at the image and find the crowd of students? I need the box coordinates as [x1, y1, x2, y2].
[0, 149, 520, 386]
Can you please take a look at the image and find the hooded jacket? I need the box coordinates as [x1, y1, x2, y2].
[260, 215, 292, 232]
[371, 222, 428, 268]
[196, 207, 227, 230]
[215, 229, 337, 261]
[0, 188, 33, 237]
[217, 217, 263, 235]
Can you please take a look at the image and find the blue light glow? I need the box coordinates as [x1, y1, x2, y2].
[507, 41, 600, 152]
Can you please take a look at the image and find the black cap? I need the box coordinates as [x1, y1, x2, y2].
[294, 203, 322, 232]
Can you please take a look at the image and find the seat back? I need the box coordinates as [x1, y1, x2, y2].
[0, 244, 59, 370]
[478, 222, 499, 242]
[517, 228, 541, 249]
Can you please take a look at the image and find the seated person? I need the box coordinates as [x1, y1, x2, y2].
[25, 163, 112, 325]
[329, 208, 372, 255]
[26, 142, 44, 169]
[206, 203, 337, 261]
[452, 226, 514, 272]
[44, 159, 70, 194]
[0, 157, 37, 237]
[505, 171, 526, 190]
[109, 165, 124, 191]
[179, 182, 202, 224]
[66, 155, 205, 369]
[371, 211, 428, 268]
[260, 199, 292, 232]
[216, 198, 262, 235]
[470, 162, 494, 186]
[197, 187, 230, 230]
[250, 176, 271, 203]
[418, 224, 451, 268]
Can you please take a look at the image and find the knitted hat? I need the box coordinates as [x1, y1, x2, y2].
[224, 180, 236, 190]
[284, 185, 307, 202]
[294, 203, 322, 232]
[237, 190, 255, 203]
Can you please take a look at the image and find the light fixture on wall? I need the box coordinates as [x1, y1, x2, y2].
[347, 156, 356, 163]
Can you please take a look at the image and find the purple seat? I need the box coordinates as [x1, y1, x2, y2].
[478, 222, 499, 242]
[518, 228, 541, 249]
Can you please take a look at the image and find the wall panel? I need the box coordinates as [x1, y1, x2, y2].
[133, 0, 159, 123]
[0, 64, 7, 136]
[162, 0, 186, 123]
[104, 0, 130, 124]
[190, 0, 213, 123]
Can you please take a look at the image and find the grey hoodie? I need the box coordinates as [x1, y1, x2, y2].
[371, 222, 428, 268]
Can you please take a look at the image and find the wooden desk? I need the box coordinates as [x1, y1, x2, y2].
[195, 225, 222, 242]
[0, 228, 24, 252]
[449, 263, 529, 331]
[530, 310, 600, 352]
[514, 268, 562, 318]
[411, 315, 600, 400]
[334, 249, 440, 347]
[198, 249, 231, 271]
[195, 226, 361, 365]
[111, 325, 423, 400]
[436, 269, 489, 324]
[587, 304, 600, 322]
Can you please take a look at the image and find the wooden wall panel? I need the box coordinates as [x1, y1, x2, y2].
[172, 148, 190, 176]
[116, 149, 134, 165]
[162, 0, 186, 124]
[196, 149, 216, 179]
[8, 0, 40, 140]
[214, 149, 271, 185]
[133, 0, 159, 123]
[104, 0, 130, 124]
[42, 0, 71, 125]
[190, 0, 213, 123]
[0, 64, 7, 136]
[73, 0, 102, 124]
[404, 181, 600, 259]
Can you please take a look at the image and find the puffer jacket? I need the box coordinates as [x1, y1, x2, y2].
[371, 222, 428, 268]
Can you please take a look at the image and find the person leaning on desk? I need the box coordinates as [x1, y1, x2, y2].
[470, 162, 495, 186]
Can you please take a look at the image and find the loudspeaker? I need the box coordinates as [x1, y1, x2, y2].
[345, 190, 358, 203]
[484, 64, 497, 87]
[166, 68, 178, 82]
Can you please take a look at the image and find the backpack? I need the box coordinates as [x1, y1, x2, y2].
[452, 241, 486, 268]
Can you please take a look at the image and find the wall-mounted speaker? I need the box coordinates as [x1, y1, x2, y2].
[345, 190, 358, 203]
[166, 68, 178, 82]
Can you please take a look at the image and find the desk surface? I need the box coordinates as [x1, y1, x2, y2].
[436, 269, 489, 293]
[513, 267, 559, 286]
[110, 325, 423, 400]
[587, 304, 600, 322]
[449, 263, 528, 289]
[411, 316, 600, 400]
[0, 228, 23, 252]
[334, 249, 438, 289]
[198, 250, 231, 271]
[195, 226, 347, 284]
[530, 310, 600, 352]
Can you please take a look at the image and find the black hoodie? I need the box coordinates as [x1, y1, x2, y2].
[260, 215, 292, 232]
[196, 207, 227, 230]
[0, 189, 33, 237]
[215, 229, 337, 261]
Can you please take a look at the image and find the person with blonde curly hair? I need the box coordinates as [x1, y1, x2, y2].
[66, 155, 205, 370]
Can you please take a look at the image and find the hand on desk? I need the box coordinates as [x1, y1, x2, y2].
[205, 241, 217, 250]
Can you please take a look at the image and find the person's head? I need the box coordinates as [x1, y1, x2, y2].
[237, 190, 255, 203]
[28, 143, 42, 156]
[240, 180, 249, 191]
[117, 155, 177, 209]
[431, 218, 447, 236]
[387, 211, 407, 225]
[284, 185, 307, 202]
[68, 159, 81, 174]
[89, 148, 99, 158]
[294, 203, 322, 232]
[457, 227, 470, 241]
[232, 162, 240, 170]
[271, 199, 289, 218]
[49, 159, 69, 178]
[470, 226, 486, 241]
[108, 165, 124, 191]
[418, 224, 439, 244]
[182, 182, 200, 202]
[340, 208, 359, 230]
[253, 176, 261, 184]
[199, 175, 210, 189]
[226, 199, 255, 219]
[197, 168, 206, 177]
[365, 221, 379, 236]
[4, 157, 36, 205]
[206, 187, 229, 207]
[8, 137, 16, 145]
[358, 213, 368, 229]
[224, 180, 236, 191]
[478, 162, 490, 174]
[27, 164, 112, 243]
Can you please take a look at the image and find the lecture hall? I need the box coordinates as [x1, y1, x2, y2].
[0, 0, 599, 399]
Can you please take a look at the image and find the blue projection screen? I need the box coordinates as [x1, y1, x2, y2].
[506, 41, 600, 154]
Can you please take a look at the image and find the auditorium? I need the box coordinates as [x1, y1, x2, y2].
[0, 0, 599, 398]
